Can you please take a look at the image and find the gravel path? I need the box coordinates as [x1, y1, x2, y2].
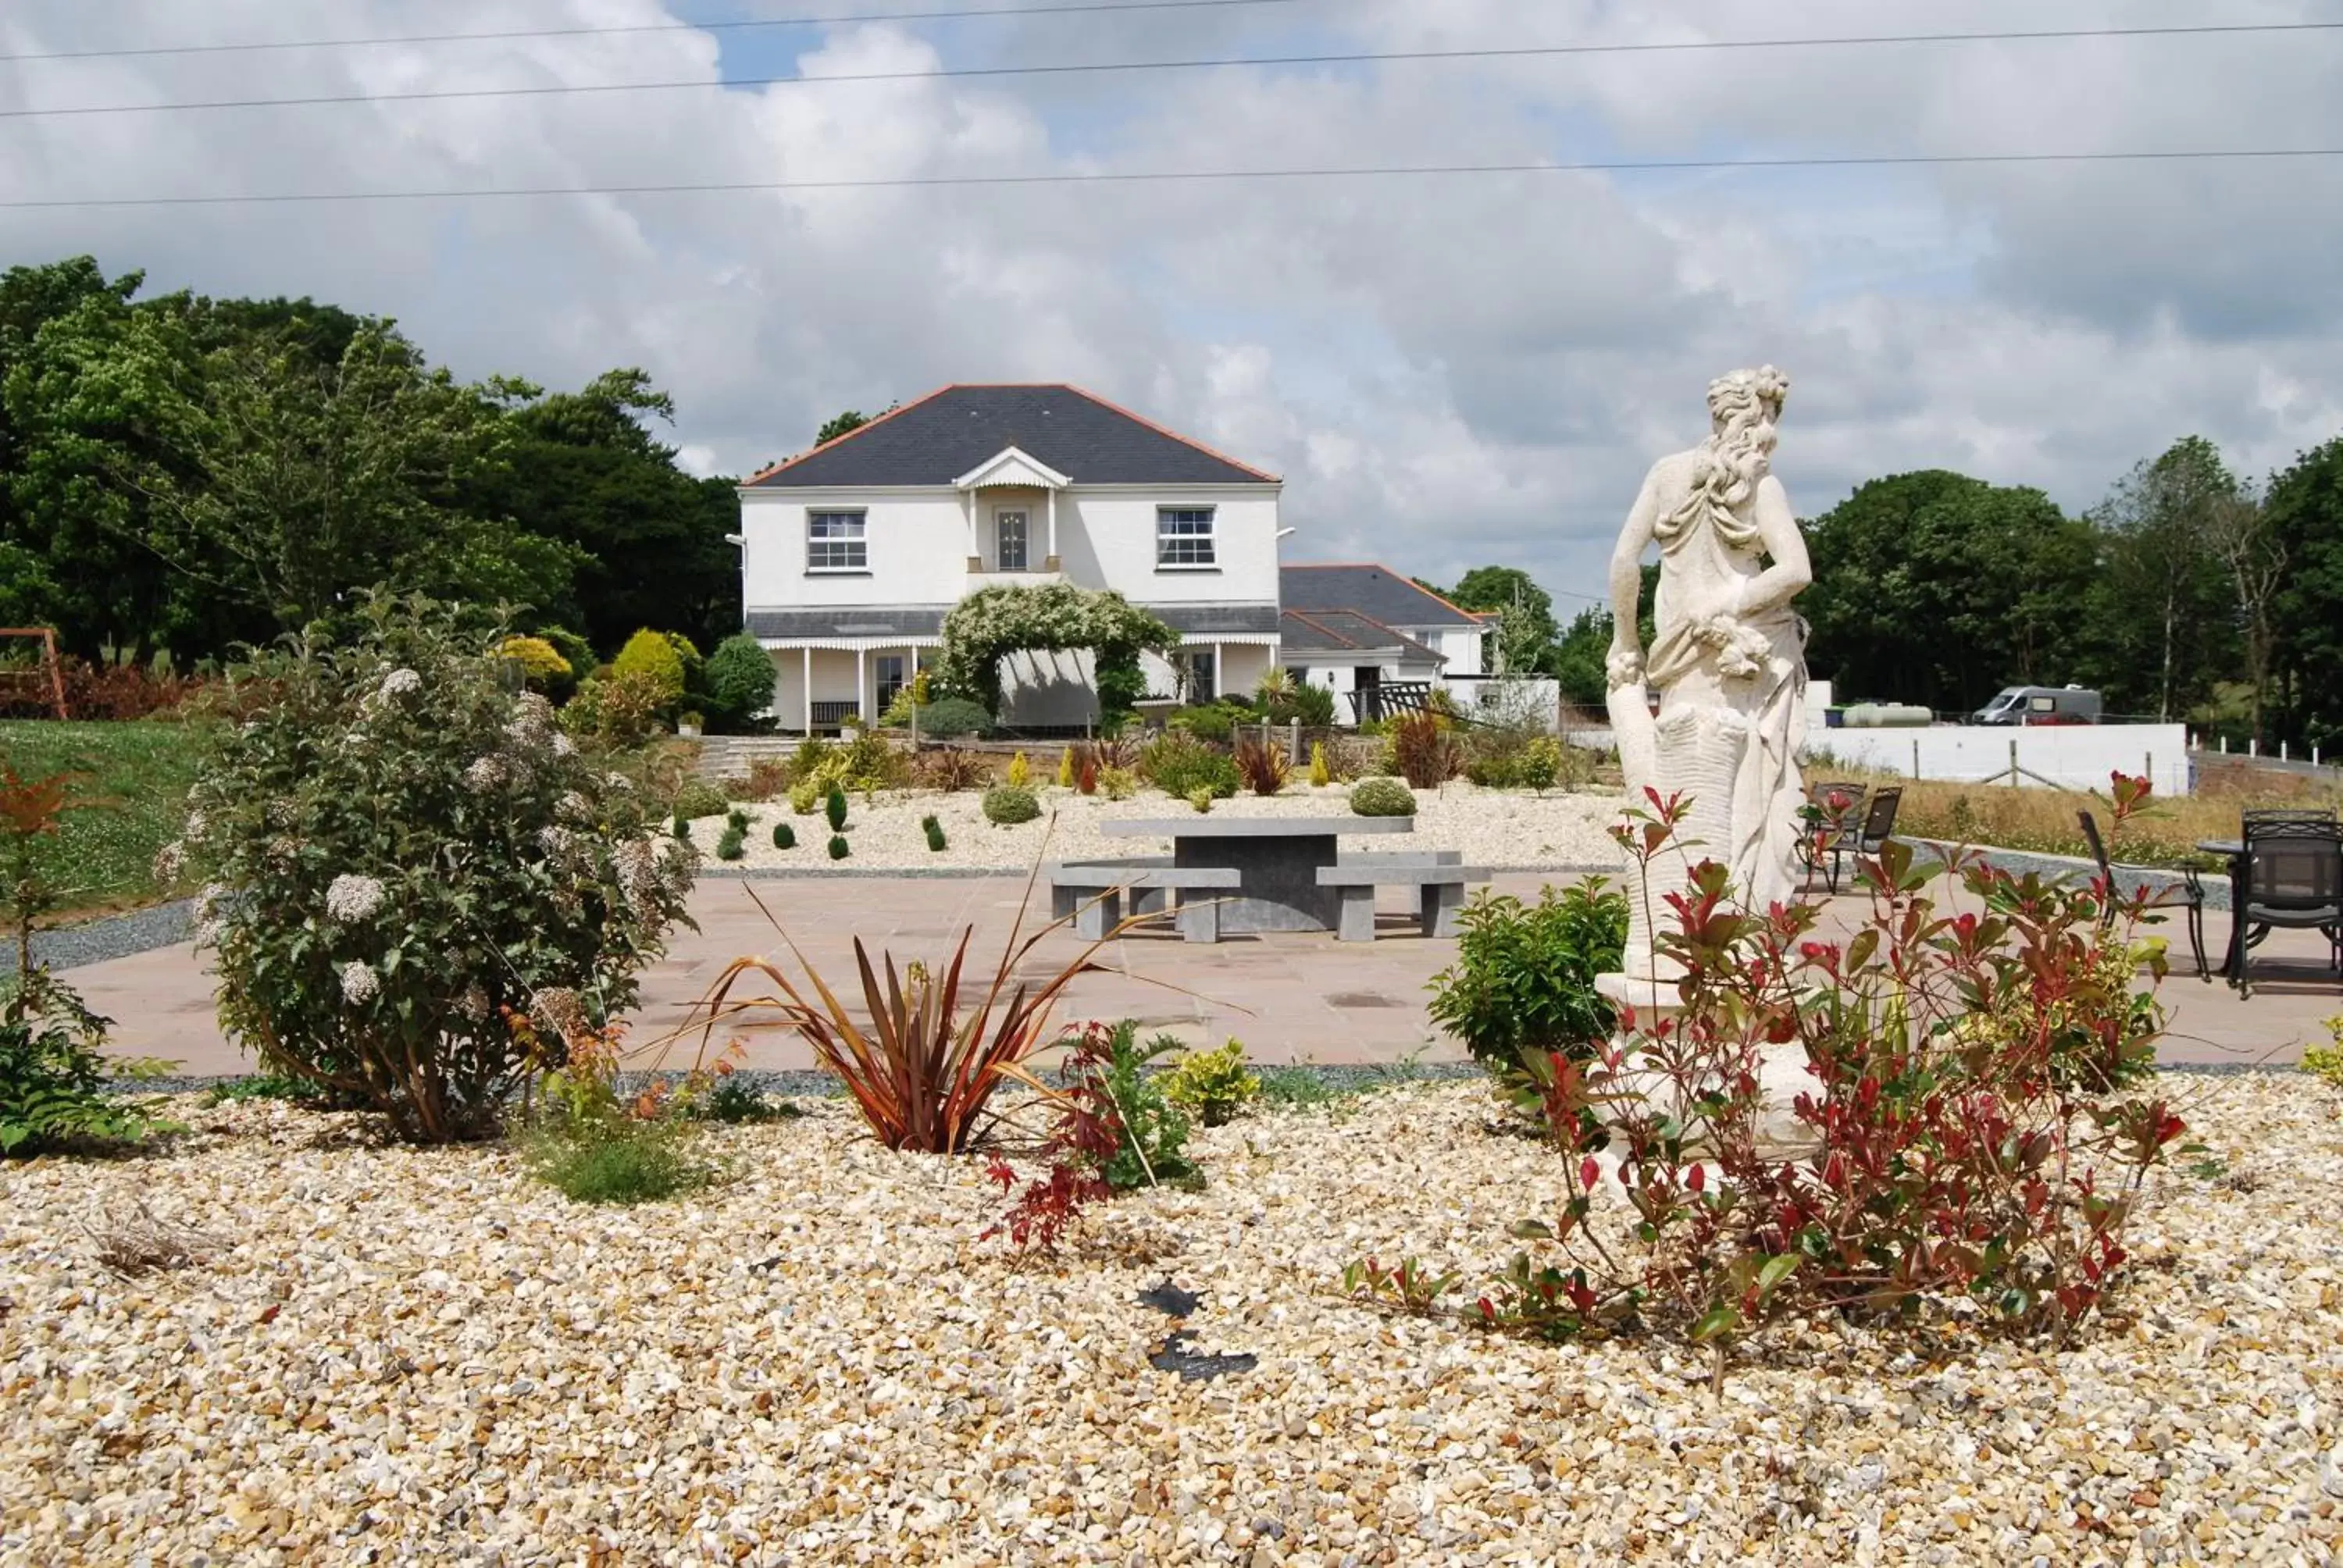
[695, 781, 1628, 874]
[6, 1074, 2340, 1562]
[0, 900, 194, 979]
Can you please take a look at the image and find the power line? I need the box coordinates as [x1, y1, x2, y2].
[2, 22, 2335, 122]
[0, 0, 1321, 64]
[4, 148, 2336, 212]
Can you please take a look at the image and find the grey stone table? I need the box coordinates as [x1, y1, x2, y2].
[1098, 815, 1414, 932]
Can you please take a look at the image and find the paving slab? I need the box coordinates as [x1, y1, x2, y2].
[65, 871, 2340, 1078]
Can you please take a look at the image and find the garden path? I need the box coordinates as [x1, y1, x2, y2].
[70, 872, 2339, 1078]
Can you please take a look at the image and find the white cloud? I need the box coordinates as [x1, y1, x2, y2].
[2, 0, 2338, 602]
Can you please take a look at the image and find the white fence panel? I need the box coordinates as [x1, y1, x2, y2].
[1807, 724, 2192, 796]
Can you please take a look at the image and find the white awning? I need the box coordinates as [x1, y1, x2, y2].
[756, 636, 943, 654]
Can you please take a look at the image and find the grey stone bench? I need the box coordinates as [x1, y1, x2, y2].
[1044, 862, 1243, 943]
[1315, 860, 1490, 941]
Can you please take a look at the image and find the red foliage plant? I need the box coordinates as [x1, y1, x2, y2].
[984, 1022, 1128, 1256]
[1233, 737, 1293, 796]
[688, 875, 1147, 1153]
[0, 655, 205, 722]
[1363, 773, 2188, 1359]
[1390, 711, 1462, 789]
[1075, 745, 1100, 796]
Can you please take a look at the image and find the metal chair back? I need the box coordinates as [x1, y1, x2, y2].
[1858, 786, 1903, 848]
[2243, 818, 2343, 913]
[1806, 780, 1866, 836]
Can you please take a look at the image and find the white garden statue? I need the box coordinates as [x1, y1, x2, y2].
[1602, 366, 1812, 997]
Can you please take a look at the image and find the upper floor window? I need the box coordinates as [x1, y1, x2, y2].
[807, 510, 867, 572]
[1156, 506, 1216, 568]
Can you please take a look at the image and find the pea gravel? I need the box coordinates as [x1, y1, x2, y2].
[6, 1073, 2340, 1563]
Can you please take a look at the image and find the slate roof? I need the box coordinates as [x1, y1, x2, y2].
[1279, 563, 1482, 629]
[745, 386, 1278, 489]
[744, 603, 1278, 640]
[746, 607, 946, 640]
[1154, 604, 1282, 636]
[1278, 609, 1444, 663]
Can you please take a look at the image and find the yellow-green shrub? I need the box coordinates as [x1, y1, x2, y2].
[1159, 1039, 1261, 1127]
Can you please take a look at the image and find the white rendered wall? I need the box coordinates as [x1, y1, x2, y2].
[1810, 724, 2194, 796]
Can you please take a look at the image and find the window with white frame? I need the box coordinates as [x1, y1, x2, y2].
[1156, 506, 1217, 567]
[806, 510, 868, 571]
[873, 654, 908, 710]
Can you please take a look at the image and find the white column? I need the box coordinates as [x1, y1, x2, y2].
[801, 646, 812, 735]
[1046, 489, 1058, 569]
[856, 646, 868, 723]
[965, 491, 979, 566]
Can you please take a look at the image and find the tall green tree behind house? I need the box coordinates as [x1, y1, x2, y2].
[1802, 470, 2096, 714]
[463, 369, 741, 657]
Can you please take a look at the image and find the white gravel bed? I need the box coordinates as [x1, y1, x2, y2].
[5, 1075, 2341, 1563]
[695, 781, 1629, 873]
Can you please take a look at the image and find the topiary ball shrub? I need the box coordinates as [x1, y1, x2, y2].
[824, 785, 848, 832]
[672, 812, 690, 841]
[174, 593, 697, 1143]
[772, 821, 795, 850]
[725, 807, 749, 834]
[612, 628, 688, 711]
[716, 825, 747, 862]
[982, 784, 1041, 825]
[925, 819, 947, 852]
[1350, 776, 1418, 817]
[827, 834, 850, 861]
[912, 697, 991, 739]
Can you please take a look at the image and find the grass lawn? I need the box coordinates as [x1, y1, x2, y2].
[2, 719, 201, 922]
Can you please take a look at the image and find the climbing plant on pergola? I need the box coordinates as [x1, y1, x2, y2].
[933, 583, 1180, 722]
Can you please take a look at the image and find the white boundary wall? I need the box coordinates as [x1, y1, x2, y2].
[1807, 724, 2193, 796]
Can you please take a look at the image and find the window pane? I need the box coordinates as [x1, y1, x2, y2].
[808, 511, 867, 569]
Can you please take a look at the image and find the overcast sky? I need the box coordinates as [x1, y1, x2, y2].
[5, 0, 2340, 610]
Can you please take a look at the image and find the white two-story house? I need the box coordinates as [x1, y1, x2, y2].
[738, 384, 1284, 732]
[1277, 564, 1491, 722]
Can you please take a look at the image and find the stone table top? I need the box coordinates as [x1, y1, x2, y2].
[1098, 816, 1414, 839]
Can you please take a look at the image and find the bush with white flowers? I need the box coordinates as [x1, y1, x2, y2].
[174, 594, 697, 1142]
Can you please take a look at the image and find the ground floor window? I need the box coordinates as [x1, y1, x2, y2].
[1181, 647, 1218, 703]
[874, 654, 908, 711]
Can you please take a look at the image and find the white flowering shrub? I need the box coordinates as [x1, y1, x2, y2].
[174, 596, 697, 1142]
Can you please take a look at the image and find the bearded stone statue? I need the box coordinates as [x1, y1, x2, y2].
[1603, 367, 1811, 993]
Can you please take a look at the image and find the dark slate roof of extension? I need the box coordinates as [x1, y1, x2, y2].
[747, 607, 946, 639]
[745, 385, 1278, 489]
[1279, 563, 1482, 629]
[745, 603, 1278, 640]
[1154, 604, 1281, 636]
[1278, 609, 1444, 663]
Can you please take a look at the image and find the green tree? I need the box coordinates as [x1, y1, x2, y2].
[1803, 471, 2096, 714]
[701, 633, 776, 731]
[1550, 606, 1612, 708]
[2267, 435, 2343, 753]
[1444, 565, 1559, 675]
[465, 369, 741, 655]
[2080, 437, 2239, 722]
[815, 409, 868, 446]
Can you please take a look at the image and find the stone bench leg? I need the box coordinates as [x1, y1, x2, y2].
[1050, 885, 1080, 921]
[1335, 886, 1378, 943]
[1176, 895, 1221, 944]
[1419, 881, 1466, 938]
[1072, 889, 1121, 940]
[1129, 886, 1168, 918]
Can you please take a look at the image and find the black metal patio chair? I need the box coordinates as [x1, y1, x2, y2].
[1817, 786, 1901, 895]
[2229, 816, 2343, 997]
[2077, 810, 2208, 982]
[1799, 780, 1867, 893]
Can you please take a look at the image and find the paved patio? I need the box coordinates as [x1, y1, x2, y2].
[72, 871, 2340, 1078]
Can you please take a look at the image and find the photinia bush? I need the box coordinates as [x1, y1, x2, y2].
[175, 593, 698, 1142]
[1363, 775, 2187, 1359]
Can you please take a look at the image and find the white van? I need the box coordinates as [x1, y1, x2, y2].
[1972, 686, 2102, 725]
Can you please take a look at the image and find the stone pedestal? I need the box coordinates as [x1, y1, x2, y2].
[1595, 971, 1814, 1158]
